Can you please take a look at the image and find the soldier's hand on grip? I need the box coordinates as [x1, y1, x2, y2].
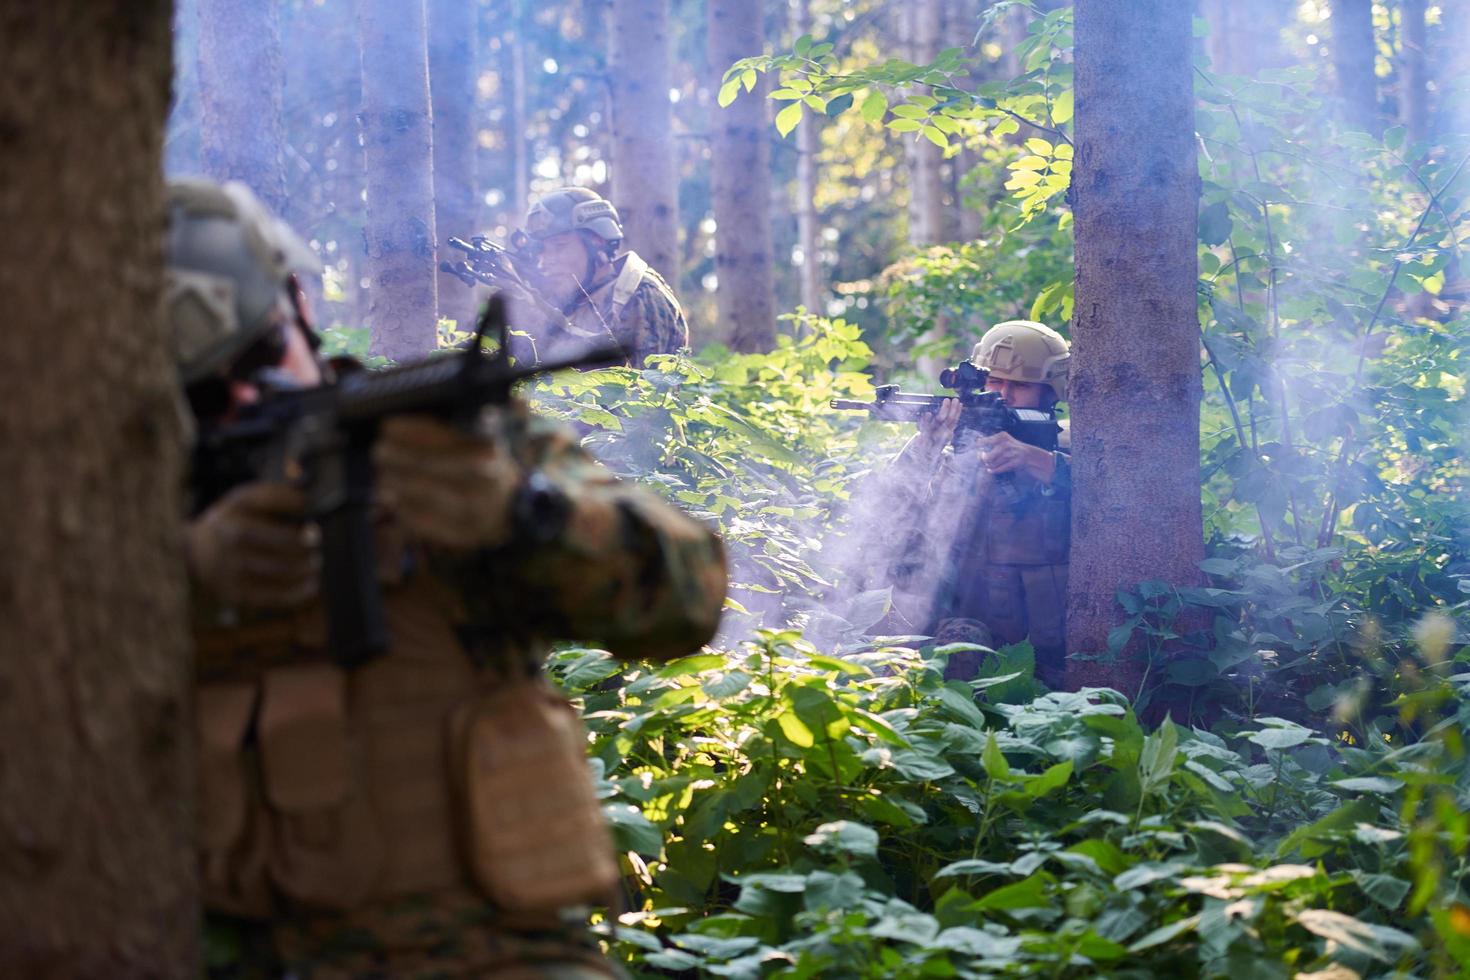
[975, 431, 1057, 483]
[186, 482, 320, 608]
[913, 397, 963, 463]
[374, 415, 522, 550]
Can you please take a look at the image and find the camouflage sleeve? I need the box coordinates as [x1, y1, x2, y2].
[616, 276, 689, 365]
[443, 401, 726, 662]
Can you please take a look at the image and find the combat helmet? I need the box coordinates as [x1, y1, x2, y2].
[524, 187, 624, 245]
[969, 320, 1070, 402]
[164, 179, 321, 384]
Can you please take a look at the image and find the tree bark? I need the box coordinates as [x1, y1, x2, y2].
[609, 0, 681, 283]
[708, 0, 777, 352]
[360, 0, 439, 360]
[1330, 0, 1380, 135]
[1400, 0, 1428, 149]
[1068, 0, 1204, 694]
[0, 2, 196, 973]
[429, 0, 479, 329]
[794, 0, 823, 315]
[197, 0, 288, 216]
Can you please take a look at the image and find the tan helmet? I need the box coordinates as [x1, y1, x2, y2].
[969, 319, 1071, 402]
[164, 178, 321, 384]
[524, 187, 623, 245]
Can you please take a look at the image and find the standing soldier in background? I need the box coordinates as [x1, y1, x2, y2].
[168, 178, 725, 978]
[864, 321, 1073, 687]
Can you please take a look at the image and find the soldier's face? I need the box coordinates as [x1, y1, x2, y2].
[536, 232, 592, 296]
[986, 377, 1050, 409]
[226, 321, 321, 410]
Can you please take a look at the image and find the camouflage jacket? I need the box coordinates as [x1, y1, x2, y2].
[510, 251, 689, 367]
[192, 400, 726, 968]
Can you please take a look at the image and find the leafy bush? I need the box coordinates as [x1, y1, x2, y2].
[553, 632, 1470, 978]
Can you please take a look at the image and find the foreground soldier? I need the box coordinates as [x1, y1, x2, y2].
[869, 321, 1072, 686]
[168, 179, 726, 978]
[512, 187, 688, 366]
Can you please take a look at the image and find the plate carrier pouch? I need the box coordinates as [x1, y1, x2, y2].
[448, 672, 620, 913]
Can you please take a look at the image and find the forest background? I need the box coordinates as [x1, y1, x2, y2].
[0, 0, 1466, 976]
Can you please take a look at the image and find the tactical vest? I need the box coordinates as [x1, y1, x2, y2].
[938, 470, 1070, 660]
[194, 529, 618, 921]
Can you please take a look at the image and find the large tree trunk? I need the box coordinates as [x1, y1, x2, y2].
[360, 0, 439, 360]
[197, 0, 288, 216]
[1400, 0, 1428, 149]
[1068, 0, 1203, 694]
[1330, 0, 1380, 135]
[794, 0, 823, 315]
[429, 0, 479, 329]
[0, 2, 196, 973]
[609, 0, 681, 284]
[708, 0, 777, 352]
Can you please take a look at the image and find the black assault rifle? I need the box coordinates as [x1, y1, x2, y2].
[438, 233, 585, 343]
[830, 360, 1061, 451]
[190, 295, 621, 665]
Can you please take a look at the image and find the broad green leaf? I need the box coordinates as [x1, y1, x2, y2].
[973, 872, 1052, 911]
[775, 102, 803, 138]
[860, 88, 888, 122]
[1295, 909, 1418, 962]
[982, 732, 1012, 781]
[717, 79, 741, 108]
[804, 820, 879, 858]
[1128, 914, 1201, 952]
[776, 709, 815, 747]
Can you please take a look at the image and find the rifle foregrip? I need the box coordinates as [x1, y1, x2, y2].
[319, 500, 388, 667]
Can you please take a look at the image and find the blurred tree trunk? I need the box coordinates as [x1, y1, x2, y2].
[0, 1, 196, 973]
[1068, 0, 1203, 695]
[359, 0, 439, 359]
[709, 0, 777, 352]
[197, 0, 288, 215]
[904, 0, 946, 248]
[794, 0, 823, 315]
[510, 0, 531, 223]
[429, 0, 479, 328]
[1330, 0, 1380, 135]
[1201, 0, 1290, 76]
[947, 0, 982, 242]
[609, 0, 681, 283]
[1400, 0, 1428, 149]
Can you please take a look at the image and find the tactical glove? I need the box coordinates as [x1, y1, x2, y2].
[373, 415, 522, 550]
[186, 482, 320, 608]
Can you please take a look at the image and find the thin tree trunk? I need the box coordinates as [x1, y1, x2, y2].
[1330, 0, 1380, 135]
[794, 0, 823, 315]
[0, 1, 196, 973]
[609, 0, 681, 282]
[1068, 0, 1204, 695]
[709, 0, 777, 352]
[429, 0, 479, 329]
[948, 0, 982, 242]
[360, 0, 439, 359]
[1400, 0, 1428, 149]
[905, 0, 946, 248]
[510, 0, 531, 224]
[197, 0, 288, 216]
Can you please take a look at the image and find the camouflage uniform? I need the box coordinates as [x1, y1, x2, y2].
[512, 251, 688, 368]
[194, 401, 725, 978]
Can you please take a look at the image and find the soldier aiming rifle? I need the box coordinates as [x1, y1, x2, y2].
[441, 187, 689, 367]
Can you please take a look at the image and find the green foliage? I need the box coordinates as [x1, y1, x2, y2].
[552, 632, 1470, 977]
